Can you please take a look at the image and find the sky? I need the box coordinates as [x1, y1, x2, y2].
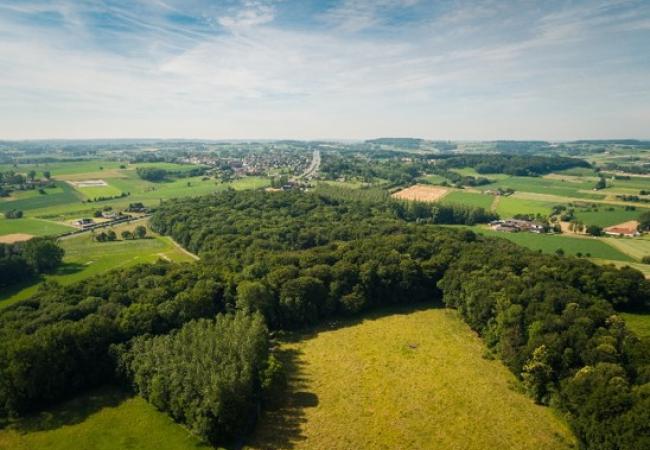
[0, 0, 649, 140]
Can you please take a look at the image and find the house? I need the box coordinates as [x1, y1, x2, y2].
[490, 219, 545, 233]
[101, 211, 117, 219]
[73, 218, 95, 229]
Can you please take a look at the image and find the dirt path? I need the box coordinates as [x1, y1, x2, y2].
[490, 195, 500, 212]
[167, 237, 199, 261]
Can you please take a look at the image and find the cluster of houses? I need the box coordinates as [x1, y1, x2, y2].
[490, 219, 545, 233]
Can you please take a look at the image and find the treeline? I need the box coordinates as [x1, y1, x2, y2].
[435, 154, 590, 176]
[0, 238, 64, 288]
[136, 166, 207, 181]
[0, 190, 649, 448]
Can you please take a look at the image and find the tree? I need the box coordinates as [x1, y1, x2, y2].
[43, 170, 51, 179]
[27, 170, 36, 181]
[107, 230, 117, 241]
[134, 225, 147, 239]
[121, 230, 133, 240]
[21, 239, 65, 273]
[595, 177, 607, 190]
[586, 225, 603, 236]
[236, 280, 276, 324]
[639, 211, 650, 232]
[521, 345, 553, 404]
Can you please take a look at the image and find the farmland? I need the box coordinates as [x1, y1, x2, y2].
[0, 218, 74, 237]
[392, 184, 449, 202]
[441, 191, 494, 209]
[0, 221, 195, 309]
[248, 306, 576, 450]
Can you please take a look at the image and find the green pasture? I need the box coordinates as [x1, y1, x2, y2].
[75, 183, 124, 200]
[473, 227, 633, 261]
[442, 191, 494, 209]
[0, 218, 74, 237]
[0, 387, 211, 450]
[484, 176, 604, 200]
[248, 307, 576, 450]
[495, 197, 555, 217]
[451, 167, 510, 180]
[0, 182, 82, 215]
[418, 174, 448, 184]
[604, 236, 650, 261]
[0, 160, 123, 178]
[0, 222, 195, 309]
[601, 175, 650, 192]
[573, 205, 642, 227]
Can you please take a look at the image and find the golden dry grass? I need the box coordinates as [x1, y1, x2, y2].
[247, 307, 576, 450]
[392, 184, 449, 202]
[0, 233, 34, 243]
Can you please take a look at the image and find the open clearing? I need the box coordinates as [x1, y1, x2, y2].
[441, 191, 494, 209]
[392, 184, 449, 202]
[247, 307, 576, 450]
[622, 313, 650, 338]
[0, 386, 210, 450]
[0, 233, 34, 244]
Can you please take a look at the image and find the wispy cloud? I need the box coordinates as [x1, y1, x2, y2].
[0, 0, 649, 139]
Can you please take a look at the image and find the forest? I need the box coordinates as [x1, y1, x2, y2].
[0, 190, 648, 448]
[0, 238, 64, 288]
[434, 154, 591, 176]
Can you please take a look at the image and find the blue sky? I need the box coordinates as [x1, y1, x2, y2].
[0, 0, 649, 140]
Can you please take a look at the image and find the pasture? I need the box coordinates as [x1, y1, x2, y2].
[0, 218, 74, 237]
[0, 182, 82, 215]
[603, 236, 650, 261]
[495, 197, 555, 217]
[441, 191, 494, 209]
[0, 160, 123, 178]
[572, 205, 642, 227]
[0, 387, 210, 450]
[247, 307, 576, 450]
[474, 227, 633, 261]
[483, 176, 604, 200]
[0, 222, 196, 309]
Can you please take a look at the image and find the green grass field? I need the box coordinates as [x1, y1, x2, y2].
[0, 160, 124, 178]
[485, 176, 604, 200]
[0, 218, 74, 237]
[0, 387, 211, 450]
[0, 182, 82, 215]
[495, 197, 555, 217]
[573, 206, 643, 227]
[0, 222, 196, 309]
[621, 313, 650, 338]
[473, 227, 633, 261]
[247, 307, 576, 449]
[442, 191, 494, 209]
[75, 183, 124, 200]
[604, 236, 650, 261]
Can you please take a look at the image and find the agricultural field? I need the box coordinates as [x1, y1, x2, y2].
[392, 184, 449, 202]
[472, 227, 634, 261]
[442, 191, 494, 209]
[0, 387, 210, 450]
[0, 160, 123, 178]
[495, 197, 555, 217]
[603, 235, 650, 261]
[571, 205, 643, 227]
[0, 182, 82, 215]
[482, 176, 604, 200]
[0, 222, 196, 309]
[0, 218, 74, 237]
[247, 307, 576, 450]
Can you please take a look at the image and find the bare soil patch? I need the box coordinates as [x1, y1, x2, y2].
[68, 179, 108, 188]
[391, 184, 449, 202]
[0, 233, 34, 243]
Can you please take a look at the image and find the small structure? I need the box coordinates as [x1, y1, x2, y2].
[490, 219, 544, 233]
[604, 221, 640, 238]
[73, 218, 95, 230]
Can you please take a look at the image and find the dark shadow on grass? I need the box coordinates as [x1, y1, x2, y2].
[0, 276, 43, 304]
[53, 262, 85, 275]
[7, 385, 130, 434]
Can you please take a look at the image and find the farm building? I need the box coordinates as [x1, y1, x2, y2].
[73, 218, 95, 230]
[490, 219, 544, 233]
[604, 222, 640, 237]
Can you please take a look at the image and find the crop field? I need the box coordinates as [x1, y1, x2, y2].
[473, 227, 633, 261]
[0, 160, 124, 178]
[0, 222, 196, 309]
[573, 206, 643, 227]
[0, 218, 74, 237]
[495, 197, 555, 217]
[450, 167, 510, 180]
[0, 387, 210, 450]
[483, 176, 604, 200]
[248, 307, 576, 450]
[0, 182, 82, 214]
[392, 184, 449, 202]
[603, 236, 650, 261]
[418, 174, 447, 184]
[72, 181, 124, 200]
[442, 191, 494, 209]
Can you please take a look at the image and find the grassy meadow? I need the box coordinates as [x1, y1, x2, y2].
[473, 227, 634, 261]
[0, 222, 196, 309]
[621, 313, 650, 338]
[572, 205, 643, 227]
[0, 218, 74, 237]
[247, 306, 576, 450]
[442, 191, 494, 209]
[0, 387, 211, 450]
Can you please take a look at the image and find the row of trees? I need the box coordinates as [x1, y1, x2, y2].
[94, 225, 147, 242]
[434, 154, 591, 176]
